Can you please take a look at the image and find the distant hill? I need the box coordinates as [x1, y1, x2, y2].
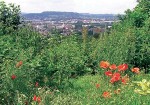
[22, 11, 117, 20]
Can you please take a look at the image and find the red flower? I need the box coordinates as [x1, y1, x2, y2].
[105, 71, 113, 77]
[33, 95, 37, 101]
[37, 97, 41, 103]
[110, 78, 115, 83]
[110, 72, 121, 83]
[109, 64, 117, 70]
[35, 82, 39, 87]
[33, 95, 41, 103]
[121, 75, 129, 85]
[100, 61, 110, 69]
[102, 91, 111, 98]
[121, 79, 126, 84]
[11, 74, 16, 80]
[95, 83, 100, 89]
[118, 64, 128, 72]
[16, 61, 23, 68]
[131, 67, 140, 74]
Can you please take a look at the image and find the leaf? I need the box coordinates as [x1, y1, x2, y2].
[142, 79, 147, 83]
[133, 79, 150, 95]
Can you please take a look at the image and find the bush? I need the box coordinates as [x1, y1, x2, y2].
[0, 26, 101, 104]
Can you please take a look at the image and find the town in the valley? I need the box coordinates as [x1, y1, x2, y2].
[23, 11, 119, 36]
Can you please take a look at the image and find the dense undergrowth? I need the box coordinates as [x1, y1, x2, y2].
[0, 0, 150, 104]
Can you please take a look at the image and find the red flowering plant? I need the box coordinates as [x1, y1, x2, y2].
[95, 83, 100, 89]
[35, 82, 39, 87]
[33, 95, 41, 103]
[102, 91, 111, 98]
[16, 61, 23, 68]
[99, 61, 130, 85]
[118, 64, 128, 72]
[99, 61, 134, 98]
[100, 61, 110, 69]
[11, 74, 17, 80]
[131, 67, 140, 74]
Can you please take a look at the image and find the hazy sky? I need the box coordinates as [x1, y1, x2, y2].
[3, 0, 138, 14]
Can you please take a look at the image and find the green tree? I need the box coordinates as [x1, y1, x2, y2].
[0, 1, 21, 34]
[121, 0, 150, 27]
[75, 21, 83, 29]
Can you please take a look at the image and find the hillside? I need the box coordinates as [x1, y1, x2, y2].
[0, 0, 150, 105]
[22, 11, 117, 20]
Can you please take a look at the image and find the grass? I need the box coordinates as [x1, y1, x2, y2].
[38, 73, 150, 105]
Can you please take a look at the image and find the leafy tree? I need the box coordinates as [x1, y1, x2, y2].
[75, 21, 83, 29]
[0, 1, 21, 34]
[120, 0, 150, 27]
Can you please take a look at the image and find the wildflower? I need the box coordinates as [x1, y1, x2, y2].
[131, 67, 140, 74]
[33, 95, 37, 101]
[102, 91, 111, 98]
[121, 75, 129, 85]
[109, 64, 117, 70]
[16, 61, 23, 68]
[35, 82, 39, 87]
[105, 71, 113, 77]
[110, 78, 115, 83]
[110, 72, 121, 83]
[114, 88, 121, 94]
[118, 64, 128, 72]
[11, 74, 16, 80]
[37, 97, 41, 103]
[100, 61, 110, 69]
[95, 83, 100, 89]
[33, 95, 41, 103]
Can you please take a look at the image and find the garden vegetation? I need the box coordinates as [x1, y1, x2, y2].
[0, 0, 150, 104]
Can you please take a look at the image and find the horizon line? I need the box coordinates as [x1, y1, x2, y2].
[21, 11, 124, 15]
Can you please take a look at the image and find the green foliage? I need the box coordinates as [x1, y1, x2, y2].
[133, 79, 150, 95]
[131, 18, 150, 73]
[121, 0, 150, 28]
[96, 0, 150, 73]
[0, 0, 150, 104]
[0, 26, 99, 104]
[0, 27, 47, 104]
[0, 1, 21, 34]
[37, 74, 150, 105]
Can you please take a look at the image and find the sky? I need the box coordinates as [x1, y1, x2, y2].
[3, 0, 138, 14]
